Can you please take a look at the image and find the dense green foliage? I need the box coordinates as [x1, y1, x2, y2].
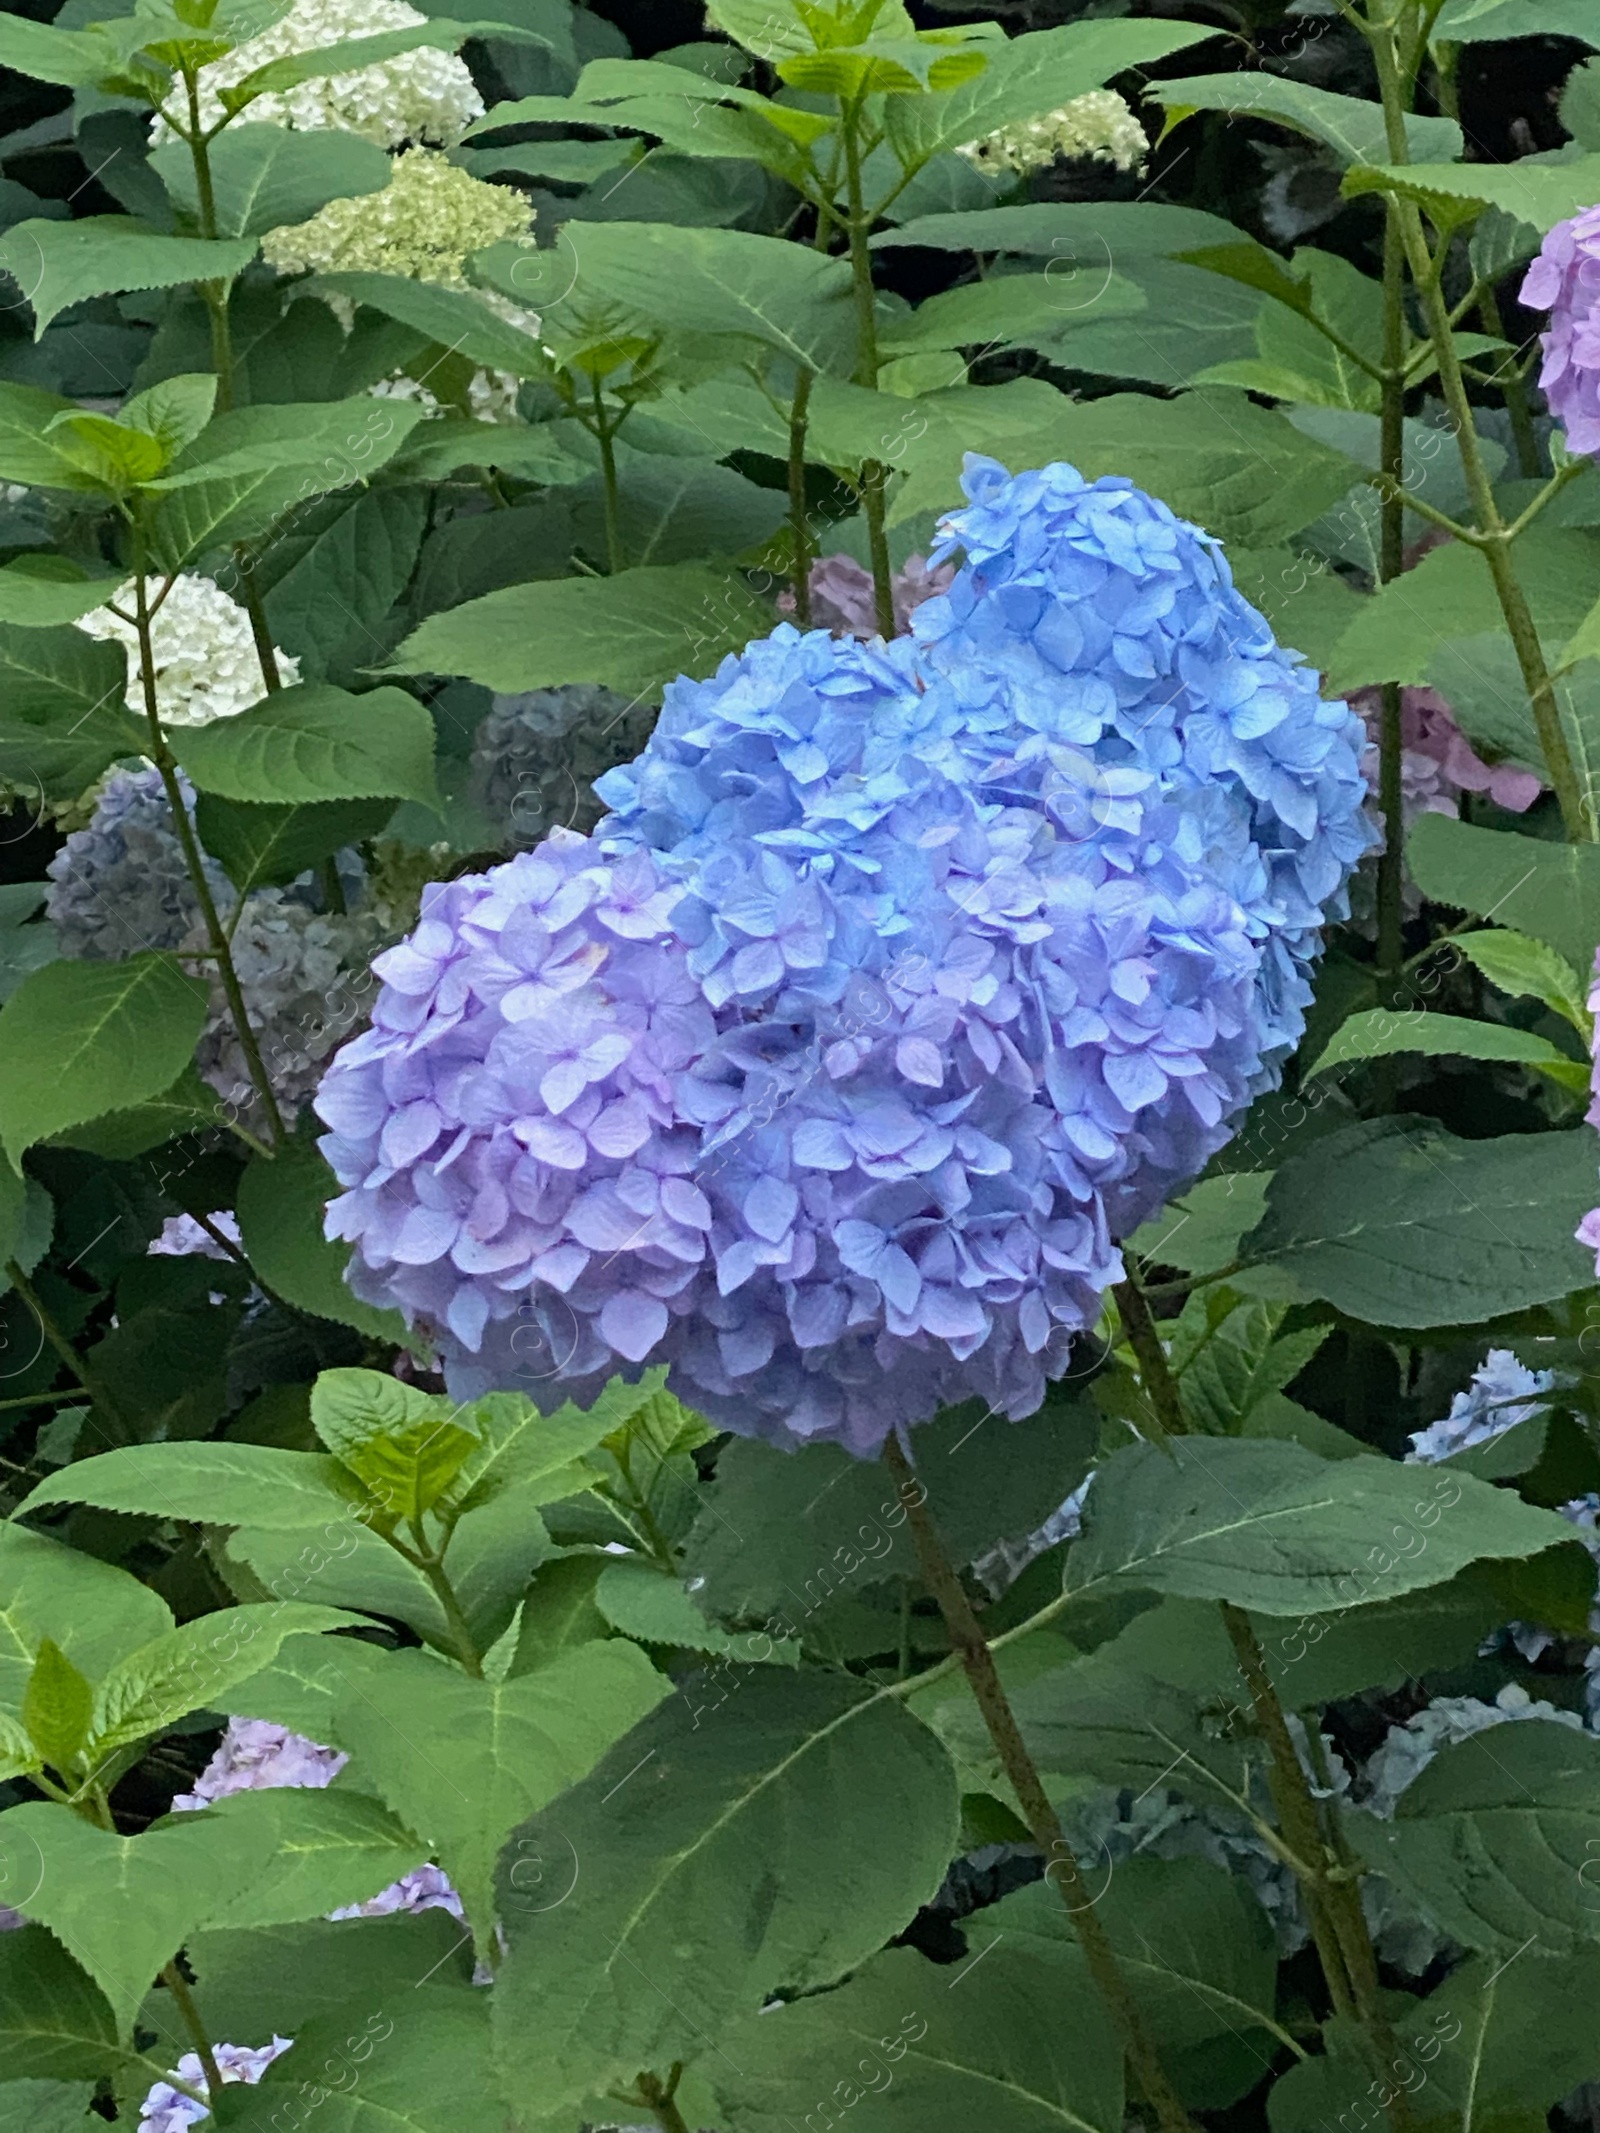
[1, 0, 1600, 2129]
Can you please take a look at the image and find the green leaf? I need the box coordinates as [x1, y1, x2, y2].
[192, 793, 392, 897]
[1344, 153, 1600, 235]
[0, 12, 125, 87]
[1434, 0, 1600, 38]
[53, 1064, 226, 1160]
[891, 208, 1244, 283]
[1454, 929, 1593, 1035]
[300, 272, 546, 375]
[184, 1913, 472, 2045]
[208, 1991, 499, 2133]
[574, 454, 789, 568]
[0, 1929, 121, 2083]
[0, 219, 258, 339]
[0, 2081, 96, 2133]
[235, 1135, 410, 1344]
[393, 561, 773, 695]
[22, 1638, 93, 1776]
[308, 1367, 446, 1459]
[0, 566, 124, 628]
[0, 1799, 279, 2036]
[1410, 814, 1600, 978]
[193, 1787, 430, 1930]
[171, 681, 438, 806]
[1149, 75, 1459, 167]
[973, 1859, 1292, 2084]
[0, 1525, 174, 1715]
[153, 125, 391, 238]
[308, 1370, 478, 1526]
[1102, 1573, 1520, 1713]
[1065, 1435, 1573, 1616]
[0, 384, 120, 493]
[550, 222, 857, 375]
[1353, 1721, 1600, 1958]
[1326, 536, 1492, 692]
[492, 1670, 959, 2120]
[1306, 1007, 1587, 1089]
[257, 484, 427, 685]
[453, 1376, 661, 1512]
[882, 269, 1145, 357]
[87, 1603, 365, 1761]
[294, 1633, 671, 1942]
[596, 1558, 799, 1661]
[121, 374, 220, 462]
[0, 613, 137, 736]
[148, 397, 428, 564]
[715, 1940, 1122, 2133]
[17, 1441, 366, 1529]
[1239, 1114, 1597, 1327]
[1177, 1302, 1332, 1436]
[685, 1391, 1096, 1624]
[0, 953, 208, 1163]
[898, 388, 1357, 550]
[882, 19, 1210, 173]
[931, 1644, 1252, 1800]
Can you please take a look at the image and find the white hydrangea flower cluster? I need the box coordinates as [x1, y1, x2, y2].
[150, 0, 481, 149]
[140, 2037, 294, 2132]
[262, 149, 540, 422]
[957, 90, 1147, 178]
[74, 575, 299, 729]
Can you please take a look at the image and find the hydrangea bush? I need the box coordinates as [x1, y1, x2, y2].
[1, 1, 1599, 2130]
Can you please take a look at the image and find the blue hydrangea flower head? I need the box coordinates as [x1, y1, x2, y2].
[46, 765, 230, 960]
[316, 455, 1373, 1454]
[1405, 1348, 1557, 1464]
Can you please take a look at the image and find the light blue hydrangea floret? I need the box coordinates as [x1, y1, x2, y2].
[1404, 1348, 1557, 1464]
[316, 455, 1373, 1454]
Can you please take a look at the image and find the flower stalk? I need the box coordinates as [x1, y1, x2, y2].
[882, 1432, 1199, 2133]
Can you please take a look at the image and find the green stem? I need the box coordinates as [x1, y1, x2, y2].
[1477, 286, 1542, 478]
[130, 534, 287, 1146]
[1368, 16, 1591, 840]
[591, 375, 624, 574]
[788, 366, 815, 625]
[1219, 1604, 1359, 2022]
[635, 2068, 690, 2133]
[841, 105, 894, 641]
[392, 1532, 483, 1677]
[1112, 1276, 1184, 1438]
[883, 1436, 1199, 2133]
[161, 1961, 225, 2104]
[3, 1262, 123, 1429]
[233, 544, 282, 695]
[1376, 204, 1409, 996]
[1219, 1605, 1413, 2118]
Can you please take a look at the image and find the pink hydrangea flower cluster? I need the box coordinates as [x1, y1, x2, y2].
[1353, 684, 1542, 825]
[778, 551, 956, 639]
[1521, 204, 1600, 455]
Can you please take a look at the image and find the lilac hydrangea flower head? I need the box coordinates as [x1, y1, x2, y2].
[317, 455, 1371, 1454]
[140, 2037, 294, 2131]
[1522, 205, 1600, 457]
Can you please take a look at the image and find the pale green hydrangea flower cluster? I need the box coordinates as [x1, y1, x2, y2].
[74, 573, 300, 728]
[957, 89, 1147, 177]
[151, 0, 482, 149]
[262, 148, 541, 423]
